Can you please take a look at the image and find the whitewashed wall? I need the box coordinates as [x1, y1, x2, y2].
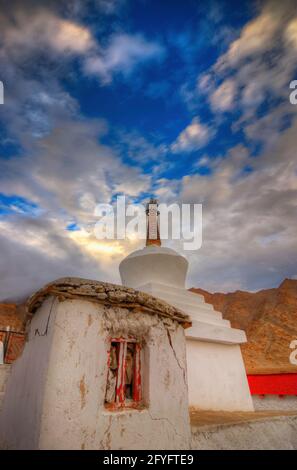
[0, 297, 191, 450]
[187, 340, 254, 411]
[0, 296, 58, 449]
[0, 365, 11, 411]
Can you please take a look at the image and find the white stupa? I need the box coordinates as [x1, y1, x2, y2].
[120, 199, 254, 411]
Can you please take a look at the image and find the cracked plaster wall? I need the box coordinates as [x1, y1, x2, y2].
[0, 296, 58, 449]
[0, 297, 191, 449]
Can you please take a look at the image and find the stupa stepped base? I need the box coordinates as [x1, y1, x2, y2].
[139, 283, 219, 312]
[138, 281, 253, 411]
[187, 320, 246, 344]
[138, 282, 208, 304]
[138, 282, 246, 342]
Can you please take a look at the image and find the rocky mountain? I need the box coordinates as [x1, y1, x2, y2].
[190, 279, 297, 374]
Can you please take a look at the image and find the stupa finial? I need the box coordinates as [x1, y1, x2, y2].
[145, 198, 161, 247]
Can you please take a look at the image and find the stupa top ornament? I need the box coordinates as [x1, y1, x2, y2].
[145, 198, 161, 247]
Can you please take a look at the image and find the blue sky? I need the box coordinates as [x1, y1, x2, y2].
[0, 0, 297, 299]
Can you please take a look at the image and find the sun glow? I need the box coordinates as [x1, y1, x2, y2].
[69, 229, 125, 258]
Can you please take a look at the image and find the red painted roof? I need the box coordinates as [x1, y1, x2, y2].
[247, 374, 297, 395]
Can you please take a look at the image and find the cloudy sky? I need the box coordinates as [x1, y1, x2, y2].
[0, 0, 297, 300]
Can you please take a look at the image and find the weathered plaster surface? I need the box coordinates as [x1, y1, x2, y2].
[39, 299, 190, 450]
[0, 278, 191, 450]
[0, 297, 58, 449]
[0, 365, 11, 411]
[191, 415, 297, 450]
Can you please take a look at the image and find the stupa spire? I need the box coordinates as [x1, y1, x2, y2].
[145, 198, 161, 247]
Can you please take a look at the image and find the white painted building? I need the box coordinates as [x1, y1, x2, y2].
[120, 199, 254, 412]
[0, 278, 191, 450]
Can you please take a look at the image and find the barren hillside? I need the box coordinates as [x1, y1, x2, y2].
[190, 279, 297, 374]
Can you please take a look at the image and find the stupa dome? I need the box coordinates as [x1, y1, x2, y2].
[119, 198, 188, 289]
[119, 244, 188, 289]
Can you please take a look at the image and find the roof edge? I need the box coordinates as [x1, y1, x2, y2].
[26, 277, 191, 328]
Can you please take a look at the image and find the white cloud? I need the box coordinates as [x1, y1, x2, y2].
[197, 73, 213, 93]
[2, 10, 94, 55]
[0, 215, 125, 301]
[216, 8, 280, 69]
[193, 1, 297, 140]
[0, 114, 150, 300]
[1, 118, 151, 223]
[84, 33, 165, 83]
[171, 118, 211, 153]
[0, 7, 164, 85]
[210, 79, 236, 112]
[0, 7, 155, 301]
[176, 118, 297, 292]
[1, 0, 297, 299]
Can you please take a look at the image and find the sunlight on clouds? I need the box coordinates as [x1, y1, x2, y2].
[69, 229, 125, 259]
[285, 18, 297, 50]
[125, 232, 139, 242]
[50, 19, 93, 53]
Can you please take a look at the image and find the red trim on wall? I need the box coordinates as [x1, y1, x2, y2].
[133, 343, 142, 402]
[247, 374, 297, 396]
[106, 337, 142, 409]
